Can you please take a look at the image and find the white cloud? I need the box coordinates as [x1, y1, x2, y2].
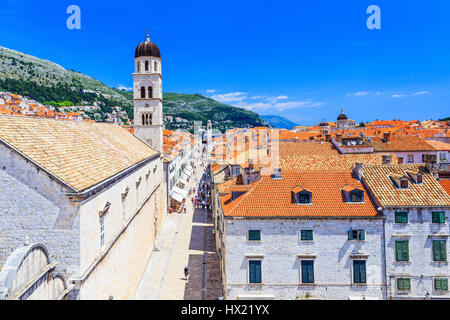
[412, 91, 430, 96]
[211, 92, 248, 102]
[270, 95, 289, 101]
[117, 85, 133, 91]
[392, 94, 406, 98]
[308, 102, 324, 107]
[346, 91, 369, 97]
[273, 100, 315, 111]
[206, 89, 216, 93]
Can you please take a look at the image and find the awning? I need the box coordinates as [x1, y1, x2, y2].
[186, 164, 193, 171]
[172, 186, 188, 197]
[184, 169, 193, 177]
[181, 172, 189, 181]
[179, 177, 188, 185]
[170, 192, 184, 203]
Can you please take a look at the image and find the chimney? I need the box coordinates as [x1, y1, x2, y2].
[325, 134, 331, 141]
[383, 132, 391, 142]
[382, 154, 392, 165]
[335, 133, 342, 142]
[272, 167, 282, 179]
[248, 158, 255, 171]
[354, 162, 364, 180]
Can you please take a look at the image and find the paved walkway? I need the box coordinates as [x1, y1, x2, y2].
[135, 162, 222, 300]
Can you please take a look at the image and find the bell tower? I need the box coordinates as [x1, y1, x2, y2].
[133, 34, 163, 153]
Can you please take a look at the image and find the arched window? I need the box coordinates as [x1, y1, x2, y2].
[148, 87, 153, 98]
[145, 61, 149, 71]
[142, 114, 145, 125]
[154, 61, 158, 72]
[141, 112, 152, 125]
[140, 87, 146, 99]
[136, 61, 140, 72]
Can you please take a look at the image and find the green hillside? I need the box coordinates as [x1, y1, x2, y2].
[0, 46, 267, 130]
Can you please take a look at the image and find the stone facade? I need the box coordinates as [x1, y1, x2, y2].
[383, 207, 449, 299]
[222, 218, 386, 300]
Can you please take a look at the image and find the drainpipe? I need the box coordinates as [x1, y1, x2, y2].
[380, 208, 389, 300]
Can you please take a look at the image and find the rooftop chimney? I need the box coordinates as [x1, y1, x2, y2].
[383, 132, 391, 142]
[272, 167, 282, 179]
[354, 162, 364, 180]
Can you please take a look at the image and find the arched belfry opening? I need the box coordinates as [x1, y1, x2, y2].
[140, 87, 146, 99]
[148, 87, 153, 99]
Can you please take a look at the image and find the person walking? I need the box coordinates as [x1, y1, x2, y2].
[184, 266, 189, 279]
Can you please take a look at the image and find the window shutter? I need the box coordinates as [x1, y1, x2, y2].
[440, 212, 446, 224]
[255, 261, 262, 283]
[403, 241, 409, 261]
[301, 263, 308, 283]
[443, 279, 449, 291]
[353, 261, 359, 283]
[348, 230, 353, 240]
[249, 261, 255, 283]
[360, 261, 366, 283]
[308, 262, 314, 283]
[359, 230, 365, 241]
[395, 241, 401, 261]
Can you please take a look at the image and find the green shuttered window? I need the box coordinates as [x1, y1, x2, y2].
[432, 212, 445, 224]
[301, 260, 314, 284]
[395, 240, 409, 262]
[434, 278, 448, 291]
[397, 278, 411, 291]
[394, 212, 408, 224]
[433, 240, 447, 262]
[348, 229, 365, 240]
[301, 230, 313, 241]
[248, 230, 261, 241]
[353, 260, 366, 284]
[249, 260, 262, 284]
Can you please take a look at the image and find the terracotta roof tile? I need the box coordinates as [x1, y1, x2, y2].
[221, 171, 379, 218]
[0, 115, 158, 192]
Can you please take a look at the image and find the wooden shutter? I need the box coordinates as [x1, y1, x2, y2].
[301, 261, 314, 283]
[359, 230, 365, 241]
[254, 261, 262, 283]
[348, 230, 353, 240]
[433, 240, 447, 261]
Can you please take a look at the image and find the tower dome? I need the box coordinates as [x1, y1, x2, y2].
[337, 108, 348, 120]
[135, 35, 161, 58]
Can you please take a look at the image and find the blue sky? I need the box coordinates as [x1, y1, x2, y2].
[1, 0, 449, 125]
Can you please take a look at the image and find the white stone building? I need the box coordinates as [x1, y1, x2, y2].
[362, 164, 450, 299]
[215, 169, 386, 300]
[0, 115, 165, 300]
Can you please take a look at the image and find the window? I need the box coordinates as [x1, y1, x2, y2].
[122, 197, 126, 223]
[353, 260, 366, 284]
[142, 112, 152, 126]
[407, 154, 414, 163]
[154, 61, 158, 72]
[416, 174, 422, 184]
[248, 260, 262, 284]
[395, 212, 408, 224]
[400, 179, 409, 189]
[145, 60, 149, 71]
[397, 278, 411, 291]
[434, 278, 449, 291]
[348, 229, 365, 241]
[301, 260, 314, 284]
[297, 192, 312, 204]
[395, 240, 409, 262]
[148, 87, 153, 98]
[248, 230, 261, 241]
[100, 216, 106, 248]
[350, 190, 363, 202]
[136, 61, 140, 72]
[433, 240, 447, 262]
[140, 87, 146, 99]
[432, 212, 446, 224]
[301, 230, 313, 241]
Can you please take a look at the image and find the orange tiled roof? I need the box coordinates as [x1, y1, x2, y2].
[372, 135, 435, 152]
[221, 170, 379, 218]
[425, 140, 450, 151]
[363, 164, 450, 207]
[0, 115, 158, 192]
[439, 180, 450, 196]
